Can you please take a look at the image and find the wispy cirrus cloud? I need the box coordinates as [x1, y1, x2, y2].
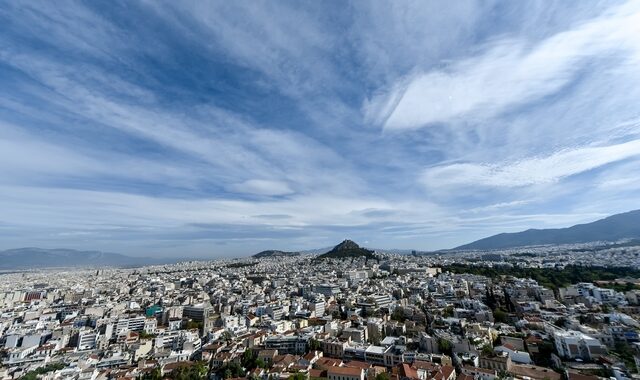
[422, 139, 640, 189]
[366, 2, 640, 130]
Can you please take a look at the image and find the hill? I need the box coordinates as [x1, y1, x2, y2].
[252, 250, 300, 258]
[315, 240, 378, 261]
[0, 248, 164, 269]
[455, 209, 640, 250]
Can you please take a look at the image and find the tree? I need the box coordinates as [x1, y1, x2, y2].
[614, 340, 637, 373]
[391, 308, 406, 322]
[164, 362, 208, 380]
[493, 309, 508, 323]
[142, 368, 162, 380]
[185, 320, 203, 331]
[437, 338, 453, 355]
[309, 338, 322, 351]
[221, 330, 232, 343]
[220, 362, 244, 379]
[369, 328, 383, 345]
[139, 331, 157, 339]
[21, 363, 67, 380]
[375, 373, 390, 380]
[242, 348, 257, 369]
[289, 373, 307, 380]
[553, 317, 567, 328]
[481, 344, 495, 356]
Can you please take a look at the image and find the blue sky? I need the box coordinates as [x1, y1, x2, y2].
[1, 1, 640, 257]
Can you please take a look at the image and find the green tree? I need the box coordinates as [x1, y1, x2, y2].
[437, 338, 453, 355]
[289, 373, 307, 380]
[185, 320, 203, 331]
[493, 309, 508, 323]
[142, 368, 162, 380]
[309, 338, 322, 351]
[390, 308, 406, 322]
[21, 363, 67, 380]
[221, 331, 232, 343]
[481, 344, 495, 356]
[553, 317, 567, 328]
[164, 361, 208, 380]
[139, 331, 157, 339]
[614, 340, 637, 373]
[369, 328, 383, 345]
[242, 348, 258, 369]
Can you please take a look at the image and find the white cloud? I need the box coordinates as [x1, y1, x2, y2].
[228, 179, 294, 196]
[3, 1, 640, 254]
[367, 2, 640, 130]
[0, 185, 393, 231]
[0, 49, 362, 196]
[422, 139, 640, 188]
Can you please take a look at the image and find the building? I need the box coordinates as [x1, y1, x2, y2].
[311, 301, 326, 317]
[327, 366, 365, 380]
[77, 329, 98, 351]
[265, 335, 310, 354]
[479, 353, 512, 371]
[115, 316, 146, 334]
[552, 330, 607, 360]
[315, 284, 341, 297]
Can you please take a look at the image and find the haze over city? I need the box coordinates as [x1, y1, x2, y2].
[2, 1, 640, 257]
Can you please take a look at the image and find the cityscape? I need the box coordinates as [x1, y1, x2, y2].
[3, 236, 640, 380]
[2, 1, 640, 380]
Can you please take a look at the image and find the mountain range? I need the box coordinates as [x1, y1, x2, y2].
[0, 248, 169, 270]
[4, 210, 639, 269]
[455, 209, 640, 250]
[252, 250, 300, 258]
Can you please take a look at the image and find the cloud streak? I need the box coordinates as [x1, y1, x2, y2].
[422, 139, 640, 189]
[367, 2, 640, 130]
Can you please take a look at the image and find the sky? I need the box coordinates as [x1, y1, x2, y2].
[1, 1, 640, 257]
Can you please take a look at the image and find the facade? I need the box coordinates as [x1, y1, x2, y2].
[327, 366, 365, 380]
[553, 330, 607, 360]
[116, 316, 146, 334]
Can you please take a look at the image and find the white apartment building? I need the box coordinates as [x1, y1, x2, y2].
[77, 329, 98, 350]
[553, 330, 607, 360]
[116, 316, 146, 334]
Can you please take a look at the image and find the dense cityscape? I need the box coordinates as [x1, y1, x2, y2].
[2, 240, 640, 380]
[3, 1, 640, 380]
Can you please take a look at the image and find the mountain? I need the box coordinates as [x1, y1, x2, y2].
[316, 240, 378, 261]
[252, 250, 300, 258]
[0, 248, 164, 270]
[455, 210, 640, 250]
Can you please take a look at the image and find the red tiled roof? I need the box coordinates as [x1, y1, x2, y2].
[328, 366, 363, 377]
[400, 364, 419, 380]
[343, 361, 370, 369]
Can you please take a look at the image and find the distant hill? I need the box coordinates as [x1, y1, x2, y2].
[455, 209, 640, 250]
[316, 240, 378, 261]
[0, 248, 164, 269]
[252, 250, 300, 258]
